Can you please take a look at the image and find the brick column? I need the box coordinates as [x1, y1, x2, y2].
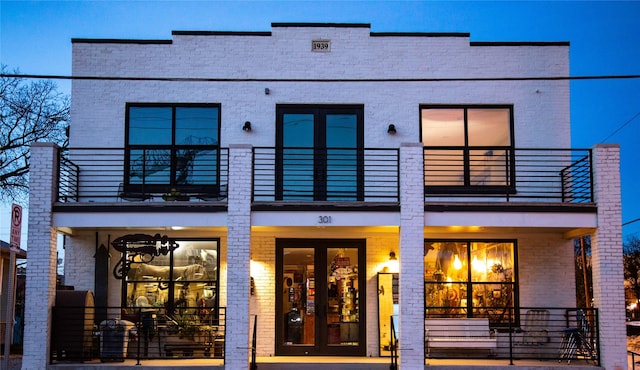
[398, 142, 425, 369]
[591, 144, 627, 370]
[22, 142, 59, 369]
[225, 144, 253, 369]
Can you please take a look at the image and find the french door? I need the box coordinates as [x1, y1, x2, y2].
[276, 105, 364, 201]
[275, 239, 366, 356]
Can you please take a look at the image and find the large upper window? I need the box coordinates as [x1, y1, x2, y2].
[421, 106, 514, 193]
[424, 240, 518, 325]
[125, 104, 221, 195]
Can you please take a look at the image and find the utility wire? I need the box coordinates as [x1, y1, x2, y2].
[2, 73, 640, 83]
[599, 111, 640, 143]
[624, 218, 640, 227]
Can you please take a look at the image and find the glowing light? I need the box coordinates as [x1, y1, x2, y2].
[453, 254, 462, 270]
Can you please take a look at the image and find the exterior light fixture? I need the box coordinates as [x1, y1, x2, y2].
[388, 251, 399, 273]
[265, 88, 270, 95]
[243, 121, 252, 132]
[387, 124, 397, 134]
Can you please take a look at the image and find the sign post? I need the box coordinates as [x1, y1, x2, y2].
[3, 204, 21, 369]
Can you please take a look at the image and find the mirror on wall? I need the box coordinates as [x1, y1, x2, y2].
[378, 272, 399, 356]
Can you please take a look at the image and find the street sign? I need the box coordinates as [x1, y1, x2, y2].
[10, 203, 22, 251]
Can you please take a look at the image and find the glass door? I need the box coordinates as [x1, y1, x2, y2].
[276, 239, 366, 356]
[276, 105, 364, 201]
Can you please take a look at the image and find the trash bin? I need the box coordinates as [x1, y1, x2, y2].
[99, 319, 135, 362]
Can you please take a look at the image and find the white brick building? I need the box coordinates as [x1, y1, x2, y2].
[23, 23, 625, 369]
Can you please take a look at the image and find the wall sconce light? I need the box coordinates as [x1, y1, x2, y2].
[265, 88, 270, 95]
[242, 121, 252, 132]
[387, 124, 397, 135]
[388, 251, 399, 273]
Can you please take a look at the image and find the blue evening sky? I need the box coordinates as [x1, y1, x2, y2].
[1, 1, 639, 242]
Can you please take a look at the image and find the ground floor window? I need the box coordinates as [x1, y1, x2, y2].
[424, 239, 517, 325]
[120, 237, 219, 319]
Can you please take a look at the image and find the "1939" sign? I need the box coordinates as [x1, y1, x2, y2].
[311, 40, 331, 52]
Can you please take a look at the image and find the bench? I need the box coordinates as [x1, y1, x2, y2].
[164, 343, 211, 357]
[425, 318, 497, 356]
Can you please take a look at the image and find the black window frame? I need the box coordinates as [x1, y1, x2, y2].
[424, 238, 520, 327]
[124, 103, 222, 196]
[420, 104, 516, 195]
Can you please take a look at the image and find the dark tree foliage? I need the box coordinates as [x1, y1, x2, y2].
[624, 235, 640, 309]
[574, 236, 593, 308]
[0, 65, 69, 203]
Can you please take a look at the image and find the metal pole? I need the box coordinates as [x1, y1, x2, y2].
[2, 250, 16, 370]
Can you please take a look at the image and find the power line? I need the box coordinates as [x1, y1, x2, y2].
[599, 111, 640, 143]
[624, 218, 640, 227]
[2, 73, 640, 83]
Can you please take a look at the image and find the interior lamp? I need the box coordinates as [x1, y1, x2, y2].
[453, 254, 462, 270]
[388, 251, 399, 273]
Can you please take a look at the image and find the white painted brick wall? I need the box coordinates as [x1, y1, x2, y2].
[399, 142, 425, 369]
[71, 26, 570, 151]
[23, 143, 59, 370]
[225, 144, 253, 370]
[591, 144, 626, 370]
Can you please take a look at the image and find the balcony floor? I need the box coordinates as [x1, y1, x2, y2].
[39, 356, 608, 370]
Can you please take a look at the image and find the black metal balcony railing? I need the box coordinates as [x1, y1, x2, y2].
[50, 305, 226, 363]
[55, 146, 592, 205]
[424, 306, 599, 365]
[423, 148, 593, 203]
[56, 147, 229, 203]
[252, 147, 400, 202]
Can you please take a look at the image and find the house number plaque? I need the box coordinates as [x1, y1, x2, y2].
[318, 215, 332, 224]
[311, 40, 331, 52]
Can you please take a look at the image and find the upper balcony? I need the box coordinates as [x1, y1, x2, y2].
[54, 146, 593, 210]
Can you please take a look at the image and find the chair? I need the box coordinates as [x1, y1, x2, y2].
[559, 309, 597, 364]
[515, 309, 550, 346]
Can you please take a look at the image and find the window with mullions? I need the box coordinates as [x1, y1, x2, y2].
[424, 240, 518, 325]
[124, 239, 219, 321]
[125, 104, 221, 195]
[421, 106, 515, 193]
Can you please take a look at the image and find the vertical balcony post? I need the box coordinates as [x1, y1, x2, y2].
[590, 143, 626, 369]
[226, 144, 253, 369]
[398, 142, 425, 368]
[22, 142, 59, 368]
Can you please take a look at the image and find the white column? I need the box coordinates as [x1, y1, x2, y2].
[22, 142, 59, 369]
[225, 144, 253, 369]
[398, 142, 425, 369]
[591, 144, 627, 369]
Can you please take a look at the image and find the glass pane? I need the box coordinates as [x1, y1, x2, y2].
[424, 242, 468, 283]
[282, 248, 315, 346]
[282, 148, 314, 200]
[470, 242, 515, 283]
[175, 107, 219, 146]
[189, 150, 218, 186]
[283, 114, 314, 147]
[128, 148, 171, 185]
[129, 107, 172, 145]
[424, 149, 464, 186]
[421, 108, 465, 146]
[467, 109, 510, 146]
[471, 283, 515, 323]
[469, 149, 509, 186]
[425, 283, 468, 318]
[326, 114, 358, 200]
[282, 114, 314, 200]
[327, 248, 359, 346]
